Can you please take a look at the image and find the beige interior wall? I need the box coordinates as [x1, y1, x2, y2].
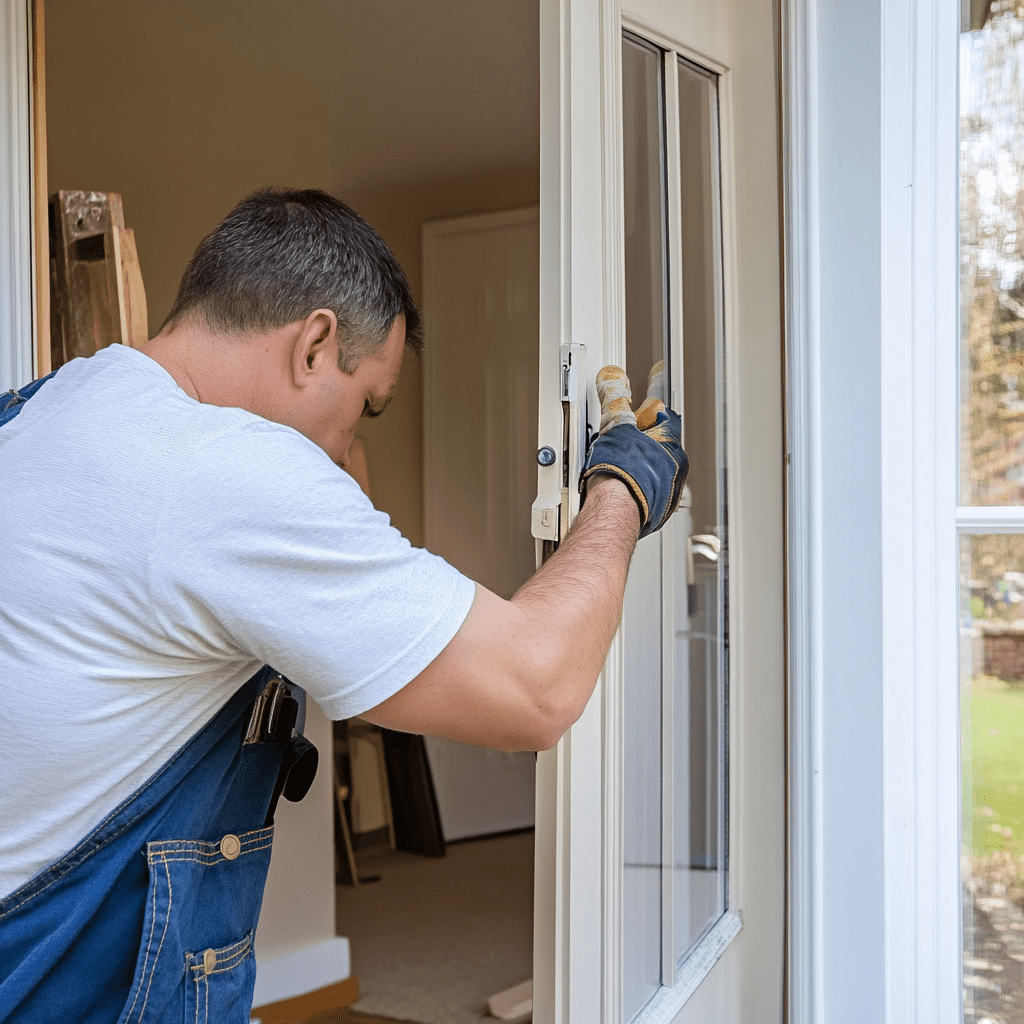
[44, 0, 539, 545]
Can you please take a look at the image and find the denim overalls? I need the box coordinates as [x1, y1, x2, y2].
[0, 373, 318, 1023]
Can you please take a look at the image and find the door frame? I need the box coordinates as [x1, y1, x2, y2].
[781, 0, 962, 1020]
[0, 0, 35, 391]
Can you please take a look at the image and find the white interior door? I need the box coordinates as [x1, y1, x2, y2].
[533, 2, 785, 1021]
[422, 209, 541, 843]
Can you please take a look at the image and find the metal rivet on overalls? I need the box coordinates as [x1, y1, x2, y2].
[203, 948, 217, 975]
[220, 834, 241, 860]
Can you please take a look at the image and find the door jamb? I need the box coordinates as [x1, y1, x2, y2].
[0, 0, 36, 389]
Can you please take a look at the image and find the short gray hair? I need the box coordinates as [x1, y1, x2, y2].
[161, 188, 422, 371]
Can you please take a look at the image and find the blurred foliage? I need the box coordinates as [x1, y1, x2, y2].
[963, 2, 1024, 502]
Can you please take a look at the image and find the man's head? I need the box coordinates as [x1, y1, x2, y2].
[150, 189, 420, 467]
[161, 187, 422, 370]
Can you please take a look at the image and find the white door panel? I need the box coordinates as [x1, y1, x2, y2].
[422, 208, 541, 846]
[535, 0, 784, 1020]
[624, 3, 734, 62]
[423, 208, 540, 602]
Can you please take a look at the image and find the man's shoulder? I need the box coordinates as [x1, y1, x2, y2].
[157, 401, 364, 530]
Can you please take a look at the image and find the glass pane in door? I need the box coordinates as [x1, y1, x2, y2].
[623, 32, 670, 394]
[673, 55, 727, 963]
[621, 30, 668, 1023]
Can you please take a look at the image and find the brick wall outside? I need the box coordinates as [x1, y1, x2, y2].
[984, 634, 1024, 680]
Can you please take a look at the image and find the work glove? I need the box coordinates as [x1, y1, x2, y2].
[580, 361, 688, 538]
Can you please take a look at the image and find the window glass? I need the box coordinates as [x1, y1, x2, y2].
[673, 55, 727, 963]
[960, 7, 1024, 1021]
[623, 32, 670, 400]
[621, 31, 667, 1023]
[961, 534, 1024, 1023]
[961, 3, 1024, 506]
[621, 28, 729, 1012]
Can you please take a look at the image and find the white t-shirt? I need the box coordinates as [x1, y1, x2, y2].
[0, 344, 475, 899]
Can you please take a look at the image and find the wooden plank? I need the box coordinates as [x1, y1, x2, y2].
[104, 225, 129, 349]
[31, 0, 49, 377]
[333, 739, 360, 888]
[49, 190, 126, 367]
[104, 225, 148, 349]
[118, 228, 148, 346]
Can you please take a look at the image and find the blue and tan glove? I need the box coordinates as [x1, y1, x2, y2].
[580, 361, 688, 538]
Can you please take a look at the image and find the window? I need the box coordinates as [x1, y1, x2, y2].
[960, 5, 1024, 1021]
[621, 28, 728, 1021]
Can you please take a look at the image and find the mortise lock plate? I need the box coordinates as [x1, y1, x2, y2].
[531, 343, 594, 562]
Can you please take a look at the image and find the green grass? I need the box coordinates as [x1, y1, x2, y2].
[963, 675, 1024, 855]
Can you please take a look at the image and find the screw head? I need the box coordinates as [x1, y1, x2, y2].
[537, 446, 556, 467]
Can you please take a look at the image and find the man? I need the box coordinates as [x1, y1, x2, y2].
[0, 188, 686, 1022]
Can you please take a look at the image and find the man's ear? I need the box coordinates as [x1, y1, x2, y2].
[291, 309, 338, 386]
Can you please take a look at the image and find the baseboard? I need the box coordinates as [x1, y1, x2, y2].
[251, 975, 359, 1024]
[253, 936, 351, 1009]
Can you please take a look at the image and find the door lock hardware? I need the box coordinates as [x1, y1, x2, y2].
[558, 343, 590, 542]
[531, 344, 594, 564]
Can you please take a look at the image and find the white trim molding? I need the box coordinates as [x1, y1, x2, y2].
[784, 0, 961, 1019]
[878, 0, 961, 1021]
[251, 937, 351, 1010]
[780, 0, 826, 1017]
[0, 0, 34, 391]
[955, 507, 1024, 533]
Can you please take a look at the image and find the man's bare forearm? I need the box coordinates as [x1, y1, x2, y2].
[362, 476, 641, 751]
[508, 476, 640, 730]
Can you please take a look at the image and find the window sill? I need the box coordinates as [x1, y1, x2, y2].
[635, 911, 743, 1024]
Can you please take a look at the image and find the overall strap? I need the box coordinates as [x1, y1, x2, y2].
[0, 371, 58, 428]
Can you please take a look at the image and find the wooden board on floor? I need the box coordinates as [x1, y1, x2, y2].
[487, 978, 533, 1021]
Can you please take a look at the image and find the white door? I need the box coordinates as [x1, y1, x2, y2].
[532, 2, 785, 1022]
[421, 209, 540, 843]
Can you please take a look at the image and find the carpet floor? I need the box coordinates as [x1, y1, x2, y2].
[334, 832, 534, 1024]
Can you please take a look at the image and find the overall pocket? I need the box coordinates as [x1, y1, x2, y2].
[184, 933, 255, 1024]
[116, 827, 274, 1024]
